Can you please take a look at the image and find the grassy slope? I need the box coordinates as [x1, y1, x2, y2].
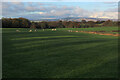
[3, 28, 118, 78]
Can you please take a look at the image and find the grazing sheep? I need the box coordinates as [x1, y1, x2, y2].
[29, 30, 32, 32]
[52, 29, 56, 31]
[34, 29, 37, 32]
[43, 29, 44, 31]
[16, 30, 20, 32]
[68, 30, 70, 32]
[68, 30, 72, 32]
[76, 31, 78, 32]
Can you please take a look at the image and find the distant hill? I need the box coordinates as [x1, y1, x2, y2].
[60, 17, 117, 22]
[30, 17, 117, 22]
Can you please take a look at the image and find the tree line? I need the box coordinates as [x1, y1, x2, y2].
[1, 17, 119, 29]
[2, 17, 31, 28]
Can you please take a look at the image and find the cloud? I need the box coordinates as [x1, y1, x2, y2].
[2, 2, 47, 17]
[2, 2, 26, 16]
[90, 11, 118, 19]
[103, 2, 117, 4]
[2, 0, 119, 2]
[11, 2, 22, 5]
[106, 8, 118, 12]
[2, 2, 118, 19]
[50, 10, 71, 16]
[2, 0, 23, 2]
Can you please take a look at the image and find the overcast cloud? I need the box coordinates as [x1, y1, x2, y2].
[1, 2, 118, 19]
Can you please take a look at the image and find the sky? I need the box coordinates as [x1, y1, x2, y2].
[2, 0, 119, 2]
[1, 1, 119, 20]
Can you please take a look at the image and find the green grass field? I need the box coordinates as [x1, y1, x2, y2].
[57, 26, 118, 31]
[3, 27, 118, 78]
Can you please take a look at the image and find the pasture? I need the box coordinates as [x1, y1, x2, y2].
[2, 27, 118, 78]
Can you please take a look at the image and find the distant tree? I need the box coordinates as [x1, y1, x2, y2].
[2, 18, 12, 28]
[62, 21, 70, 28]
[18, 18, 31, 28]
[40, 21, 48, 29]
[2, 17, 31, 28]
[30, 22, 36, 29]
[118, 21, 120, 27]
[12, 18, 20, 28]
[81, 20, 86, 23]
[57, 21, 65, 28]
[87, 21, 96, 27]
[103, 20, 114, 26]
[2, 17, 117, 28]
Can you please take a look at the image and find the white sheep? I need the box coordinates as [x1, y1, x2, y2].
[52, 29, 54, 31]
[76, 31, 78, 32]
[34, 29, 37, 32]
[52, 29, 56, 31]
[29, 30, 32, 32]
[68, 30, 72, 32]
[68, 30, 70, 32]
[16, 30, 20, 32]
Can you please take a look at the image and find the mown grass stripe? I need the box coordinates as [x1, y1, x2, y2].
[11, 36, 80, 40]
